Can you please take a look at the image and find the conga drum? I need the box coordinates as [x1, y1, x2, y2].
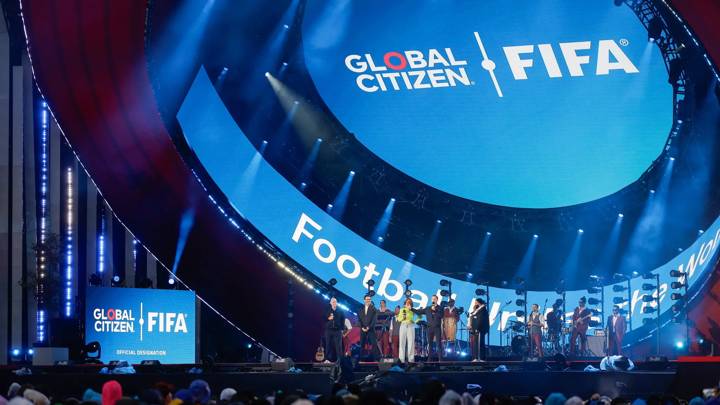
[443, 316, 458, 342]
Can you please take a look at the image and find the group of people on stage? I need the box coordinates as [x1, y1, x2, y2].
[525, 297, 627, 358]
[323, 294, 627, 363]
[322, 294, 468, 363]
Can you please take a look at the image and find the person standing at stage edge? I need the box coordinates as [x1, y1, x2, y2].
[358, 294, 380, 361]
[375, 300, 393, 358]
[397, 298, 418, 363]
[606, 305, 627, 355]
[414, 294, 444, 361]
[469, 298, 490, 361]
[324, 297, 346, 363]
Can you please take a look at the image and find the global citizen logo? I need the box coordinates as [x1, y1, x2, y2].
[92, 305, 189, 339]
[344, 32, 639, 96]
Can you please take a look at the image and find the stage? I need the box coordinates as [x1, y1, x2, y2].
[2, 358, 718, 400]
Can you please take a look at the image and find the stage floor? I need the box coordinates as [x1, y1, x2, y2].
[1, 358, 717, 399]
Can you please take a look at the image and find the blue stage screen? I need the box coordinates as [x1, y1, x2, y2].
[178, 69, 720, 345]
[85, 287, 197, 364]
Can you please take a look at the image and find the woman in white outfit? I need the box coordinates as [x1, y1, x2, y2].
[397, 297, 417, 363]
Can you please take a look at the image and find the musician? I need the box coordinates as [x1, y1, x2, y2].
[570, 297, 592, 355]
[469, 298, 490, 361]
[358, 294, 379, 360]
[527, 303, 546, 357]
[415, 295, 444, 361]
[324, 297, 346, 362]
[375, 300, 393, 358]
[546, 302, 563, 353]
[397, 298, 418, 363]
[606, 305, 627, 355]
[389, 306, 401, 359]
[443, 299, 460, 345]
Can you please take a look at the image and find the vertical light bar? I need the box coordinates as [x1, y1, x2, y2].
[64, 166, 73, 317]
[98, 207, 105, 275]
[36, 100, 49, 342]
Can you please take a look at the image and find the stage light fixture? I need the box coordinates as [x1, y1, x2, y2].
[613, 285, 627, 292]
[515, 289, 526, 296]
[168, 277, 176, 286]
[614, 0, 624, 6]
[671, 293, 684, 301]
[642, 273, 656, 280]
[613, 297, 627, 304]
[587, 287, 601, 294]
[641, 294, 656, 302]
[89, 273, 102, 286]
[138, 277, 153, 289]
[618, 213, 624, 218]
[533, 234, 539, 239]
[367, 280, 375, 287]
[111, 275, 123, 287]
[578, 229, 584, 234]
[440, 290, 450, 297]
[588, 297, 601, 306]
[642, 306, 656, 313]
[368, 290, 376, 297]
[642, 283, 656, 291]
[675, 341, 685, 349]
[648, 17, 662, 42]
[613, 273, 629, 280]
[328, 278, 338, 286]
[475, 288, 486, 296]
[515, 310, 525, 318]
[554, 299, 564, 306]
[670, 270, 686, 278]
[590, 308, 601, 316]
[404, 279, 413, 287]
[486, 231, 492, 236]
[404, 290, 412, 298]
[439, 279, 450, 287]
[516, 299, 526, 306]
[671, 281, 685, 289]
[555, 288, 565, 295]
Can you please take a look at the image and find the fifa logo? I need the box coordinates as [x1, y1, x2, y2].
[344, 33, 639, 97]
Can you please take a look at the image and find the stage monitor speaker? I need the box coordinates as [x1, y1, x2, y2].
[378, 358, 396, 372]
[523, 357, 547, 370]
[642, 356, 669, 371]
[271, 358, 294, 372]
[33, 347, 69, 366]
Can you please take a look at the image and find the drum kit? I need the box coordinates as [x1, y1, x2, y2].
[502, 321, 581, 357]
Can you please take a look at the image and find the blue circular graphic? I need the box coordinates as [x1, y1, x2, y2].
[302, 0, 672, 208]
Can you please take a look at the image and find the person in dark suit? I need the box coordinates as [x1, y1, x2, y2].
[469, 298, 490, 361]
[414, 294, 445, 360]
[606, 305, 627, 355]
[324, 297, 346, 362]
[358, 294, 379, 360]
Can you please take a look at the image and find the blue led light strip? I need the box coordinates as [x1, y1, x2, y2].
[36, 100, 49, 342]
[64, 166, 74, 317]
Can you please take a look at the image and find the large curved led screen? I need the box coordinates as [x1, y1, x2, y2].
[151, 0, 720, 346]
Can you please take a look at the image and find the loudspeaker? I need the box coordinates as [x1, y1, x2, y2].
[271, 358, 294, 372]
[378, 358, 397, 371]
[523, 357, 547, 370]
[587, 336, 606, 357]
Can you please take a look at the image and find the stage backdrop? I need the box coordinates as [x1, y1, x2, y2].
[85, 287, 197, 364]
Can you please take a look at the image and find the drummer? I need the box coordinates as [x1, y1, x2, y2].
[443, 299, 460, 348]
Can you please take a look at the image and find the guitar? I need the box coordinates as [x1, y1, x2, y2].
[572, 312, 593, 331]
[314, 346, 325, 362]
